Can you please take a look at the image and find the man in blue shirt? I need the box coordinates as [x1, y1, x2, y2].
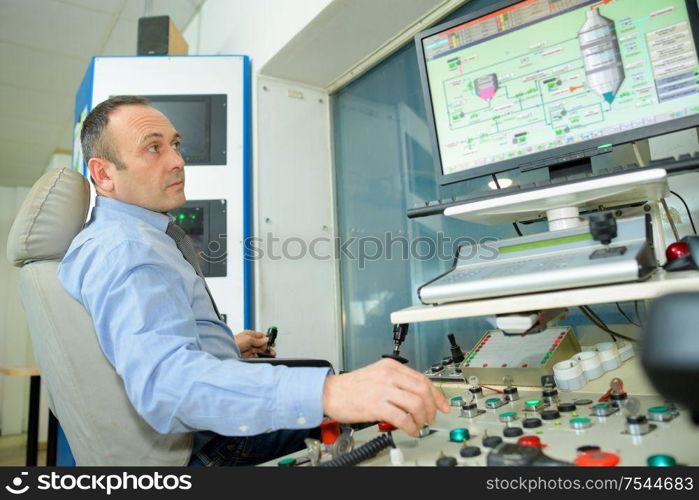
[59, 95, 449, 466]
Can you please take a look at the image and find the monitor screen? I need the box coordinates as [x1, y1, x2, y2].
[144, 94, 227, 165]
[417, 0, 699, 184]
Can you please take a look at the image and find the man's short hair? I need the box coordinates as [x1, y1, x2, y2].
[81, 95, 151, 171]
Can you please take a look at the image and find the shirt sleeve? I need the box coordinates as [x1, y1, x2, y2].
[72, 239, 329, 435]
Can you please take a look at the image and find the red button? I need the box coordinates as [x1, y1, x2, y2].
[517, 436, 542, 449]
[378, 421, 397, 432]
[575, 451, 620, 467]
[666, 241, 689, 262]
[320, 419, 341, 445]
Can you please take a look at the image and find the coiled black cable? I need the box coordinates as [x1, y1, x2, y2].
[318, 433, 395, 467]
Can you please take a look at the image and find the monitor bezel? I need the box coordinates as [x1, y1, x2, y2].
[144, 94, 227, 166]
[415, 0, 699, 187]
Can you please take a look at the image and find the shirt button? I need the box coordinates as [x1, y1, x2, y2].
[297, 417, 307, 425]
[238, 425, 249, 432]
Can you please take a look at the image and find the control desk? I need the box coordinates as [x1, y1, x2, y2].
[265, 361, 699, 467]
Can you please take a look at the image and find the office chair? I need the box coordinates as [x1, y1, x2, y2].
[6, 168, 193, 465]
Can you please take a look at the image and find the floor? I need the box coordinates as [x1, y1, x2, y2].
[0, 434, 46, 466]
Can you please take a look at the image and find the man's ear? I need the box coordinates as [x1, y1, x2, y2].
[87, 157, 115, 193]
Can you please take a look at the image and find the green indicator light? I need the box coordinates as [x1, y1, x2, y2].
[449, 428, 470, 442]
[570, 417, 590, 424]
[594, 403, 610, 409]
[178, 213, 185, 220]
[540, 360, 546, 364]
[647, 454, 677, 467]
[500, 412, 516, 418]
[191, 215, 196, 220]
[486, 398, 500, 404]
[499, 233, 592, 254]
[525, 399, 541, 406]
[648, 406, 669, 413]
[598, 143, 612, 149]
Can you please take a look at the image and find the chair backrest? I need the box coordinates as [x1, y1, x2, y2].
[6, 168, 192, 465]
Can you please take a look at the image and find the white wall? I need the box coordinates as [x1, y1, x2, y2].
[0, 185, 32, 435]
[183, 0, 342, 368]
[184, 0, 332, 70]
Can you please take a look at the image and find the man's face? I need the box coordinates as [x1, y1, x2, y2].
[103, 104, 185, 212]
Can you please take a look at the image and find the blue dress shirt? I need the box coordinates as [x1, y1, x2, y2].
[58, 196, 329, 439]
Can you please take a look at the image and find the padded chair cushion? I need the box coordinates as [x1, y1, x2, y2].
[19, 261, 193, 465]
[7, 168, 89, 267]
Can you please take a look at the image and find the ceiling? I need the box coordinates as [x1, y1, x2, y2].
[0, 0, 205, 187]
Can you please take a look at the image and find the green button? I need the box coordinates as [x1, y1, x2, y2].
[449, 428, 470, 442]
[648, 406, 669, 414]
[525, 399, 541, 406]
[571, 417, 590, 424]
[594, 403, 610, 409]
[486, 397, 500, 404]
[278, 457, 296, 466]
[500, 412, 516, 418]
[647, 454, 677, 467]
[451, 396, 463, 403]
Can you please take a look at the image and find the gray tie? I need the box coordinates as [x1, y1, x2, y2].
[166, 221, 222, 320]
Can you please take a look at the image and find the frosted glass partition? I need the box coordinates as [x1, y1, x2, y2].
[333, 0, 514, 371]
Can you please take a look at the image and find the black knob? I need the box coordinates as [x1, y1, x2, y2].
[483, 436, 503, 448]
[541, 410, 561, 420]
[575, 399, 593, 406]
[626, 415, 648, 424]
[460, 446, 481, 458]
[503, 426, 523, 437]
[430, 363, 442, 373]
[589, 212, 617, 245]
[522, 418, 542, 429]
[542, 388, 558, 398]
[577, 445, 601, 454]
[504, 387, 518, 395]
[558, 402, 577, 412]
[469, 387, 483, 395]
[441, 356, 452, 366]
[436, 455, 458, 467]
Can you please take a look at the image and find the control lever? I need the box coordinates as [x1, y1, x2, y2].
[382, 323, 409, 364]
[257, 326, 278, 358]
[589, 212, 626, 259]
[448, 333, 465, 363]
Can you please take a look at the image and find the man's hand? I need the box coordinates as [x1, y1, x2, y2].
[234, 330, 275, 358]
[322, 358, 450, 437]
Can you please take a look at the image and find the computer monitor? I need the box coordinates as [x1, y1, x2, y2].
[416, 0, 699, 186]
[144, 94, 227, 166]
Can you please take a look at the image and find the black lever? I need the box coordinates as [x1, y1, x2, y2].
[382, 324, 409, 364]
[448, 333, 464, 363]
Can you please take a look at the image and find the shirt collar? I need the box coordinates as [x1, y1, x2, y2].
[94, 196, 172, 233]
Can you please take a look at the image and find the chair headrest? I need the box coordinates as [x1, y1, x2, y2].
[7, 168, 90, 267]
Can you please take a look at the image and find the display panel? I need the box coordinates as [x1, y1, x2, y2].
[417, 0, 699, 184]
[169, 199, 227, 277]
[145, 94, 227, 165]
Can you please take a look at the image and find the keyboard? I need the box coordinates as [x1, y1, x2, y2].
[408, 152, 699, 219]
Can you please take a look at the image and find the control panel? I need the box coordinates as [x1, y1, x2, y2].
[267, 373, 699, 467]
